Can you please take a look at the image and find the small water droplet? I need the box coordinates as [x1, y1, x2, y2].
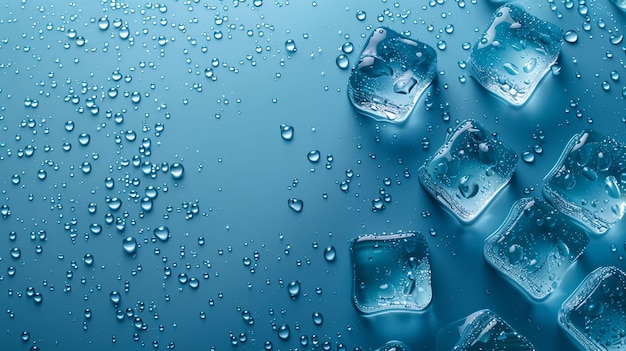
[287, 280, 301, 299]
[277, 324, 290, 340]
[307, 150, 321, 163]
[522, 150, 535, 163]
[280, 124, 294, 140]
[336, 54, 350, 69]
[323, 246, 336, 262]
[341, 42, 354, 54]
[98, 17, 109, 30]
[356, 10, 366, 21]
[285, 39, 297, 53]
[563, 30, 578, 43]
[110, 291, 121, 305]
[312, 312, 324, 325]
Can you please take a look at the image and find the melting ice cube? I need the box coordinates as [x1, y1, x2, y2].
[484, 197, 589, 300]
[558, 266, 626, 350]
[543, 130, 626, 234]
[348, 27, 437, 123]
[418, 120, 518, 222]
[468, 4, 563, 106]
[350, 232, 431, 315]
[437, 309, 535, 351]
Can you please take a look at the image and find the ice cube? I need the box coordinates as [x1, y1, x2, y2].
[418, 120, 518, 222]
[350, 232, 431, 315]
[375, 340, 411, 351]
[543, 130, 626, 234]
[468, 4, 563, 106]
[348, 27, 437, 123]
[558, 266, 626, 350]
[437, 309, 535, 351]
[483, 197, 589, 300]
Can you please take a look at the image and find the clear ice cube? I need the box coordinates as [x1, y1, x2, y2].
[483, 197, 589, 300]
[418, 120, 518, 222]
[543, 130, 626, 234]
[468, 4, 563, 106]
[437, 309, 535, 351]
[350, 232, 432, 315]
[375, 340, 411, 351]
[558, 266, 626, 351]
[348, 27, 437, 123]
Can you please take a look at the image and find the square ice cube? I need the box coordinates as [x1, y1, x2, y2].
[558, 266, 626, 350]
[437, 309, 535, 351]
[468, 4, 563, 106]
[483, 197, 589, 300]
[350, 232, 431, 315]
[543, 130, 626, 234]
[348, 27, 437, 123]
[418, 120, 518, 222]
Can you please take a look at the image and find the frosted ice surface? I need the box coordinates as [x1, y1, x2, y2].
[559, 266, 626, 351]
[543, 130, 626, 234]
[350, 232, 431, 315]
[438, 309, 535, 351]
[484, 197, 589, 300]
[468, 4, 563, 106]
[348, 27, 437, 123]
[418, 120, 518, 222]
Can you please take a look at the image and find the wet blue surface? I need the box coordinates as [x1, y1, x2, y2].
[1, 0, 625, 350]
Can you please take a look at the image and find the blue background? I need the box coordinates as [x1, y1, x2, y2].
[1, 0, 625, 350]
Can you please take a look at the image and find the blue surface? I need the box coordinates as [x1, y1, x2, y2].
[1, 0, 626, 350]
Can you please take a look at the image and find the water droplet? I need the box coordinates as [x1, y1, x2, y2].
[277, 324, 290, 340]
[323, 246, 336, 262]
[285, 39, 297, 53]
[280, 124, 294, 140]
[170, 163, 184, 180]
[110, 291, 121, 305]
[522, 150, 535, 163]
[83, 253, 94, 265]
[98, 17, 110, 30]
[153, 226, 170, 242]
[356, 10, 366, 21]
[312, 312, 324, 325]
[445, 24, 454, 34]
[437, 40, 447, 50]
[287, 280, 301, 299]
[78, 133, 90, 146]
[336, 54, 350, 69]
[563, 30, 578, 43]
[10, 247, 21, 259]
[287, 198, 304, 212]
[122, 237, 137, 254]
[610, 34, 624, 45]
[307, 150, 321, 163]
[341, 42, 354, 54]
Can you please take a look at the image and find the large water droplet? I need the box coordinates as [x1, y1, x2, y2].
[336, 54, 350, 69]
[307, 150, 321, 163]
[323, 246, 336, 262]
[285, 39, 297, 53]
[287, 280, 301, 299]
[110, 291, 121, 305]
[288, 198, 304, 212]
[356, 10, 366, 21]
[277, 324, 290, 340]
[170, 162, 184, 180]
[153, 226, 170, 241]
[280, 124, 294, 140]
[122, 237, 137, 254]
[563, 30, 578, 43]
[605, 176, 621, 199]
